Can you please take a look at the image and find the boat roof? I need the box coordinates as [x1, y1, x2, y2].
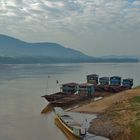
[79, 83, 94, 87]
[99, 77, 110, 79]
[110, 76, 121, 79]
[62, 82, 78, 86]
[87, 74, 98, 77]
[123, 78, 133, 81]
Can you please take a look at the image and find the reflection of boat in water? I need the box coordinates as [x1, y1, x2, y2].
[54, 107, 87, 140]
[41, 103, 54, 114]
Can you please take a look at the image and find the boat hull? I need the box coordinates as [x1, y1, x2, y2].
[55, 115, 83, 140]
[54, 107, 86, 139]
[42, 92, 73, 102]
[50, 94, 89, 107]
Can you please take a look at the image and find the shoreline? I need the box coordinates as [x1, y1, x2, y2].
[71, 87, 140, 140]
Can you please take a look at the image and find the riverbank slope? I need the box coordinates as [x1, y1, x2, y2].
[72, 87, 140, 140]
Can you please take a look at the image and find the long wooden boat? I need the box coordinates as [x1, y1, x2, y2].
[54, 107, 86, 140]
[54, 108, 109, 140]
[51, 94, 89, 107]
[42, 92, 72, 102]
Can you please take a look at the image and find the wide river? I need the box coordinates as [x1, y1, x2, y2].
[0, 63, 140, 140]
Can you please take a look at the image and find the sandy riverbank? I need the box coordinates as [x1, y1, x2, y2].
[72, 88, 140, 113]
[71, 87, 140, 140]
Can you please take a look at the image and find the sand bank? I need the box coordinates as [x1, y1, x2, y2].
[71, 88, 140, 113]
[71, 87, 140, 140]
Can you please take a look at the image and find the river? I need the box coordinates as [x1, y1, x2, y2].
[0, 63, 139, 140]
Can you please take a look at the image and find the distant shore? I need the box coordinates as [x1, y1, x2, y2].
[71, 87, 140, 140]
[0, 56, 139, 64]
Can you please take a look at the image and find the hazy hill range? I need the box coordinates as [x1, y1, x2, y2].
[0, 34, 139, 64]
[0, 34, 91, 59]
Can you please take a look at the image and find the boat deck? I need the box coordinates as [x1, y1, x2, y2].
[51, 93, 89, 107]
[60, 114, 81, 128]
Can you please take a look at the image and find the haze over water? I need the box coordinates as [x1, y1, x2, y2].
[0, 63, 140, 140]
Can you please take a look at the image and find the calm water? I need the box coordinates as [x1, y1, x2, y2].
[0, 63, 140, 140]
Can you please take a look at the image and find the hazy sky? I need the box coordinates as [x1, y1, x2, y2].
[0, 0, 140, 56]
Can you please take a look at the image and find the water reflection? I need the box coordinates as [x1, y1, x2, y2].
[41, 104, 96, 140]
[0, 63, 139, 140]
[54, 117, 80, 140]
[41, 104, 74, 140]
[41, 104, 54, 114]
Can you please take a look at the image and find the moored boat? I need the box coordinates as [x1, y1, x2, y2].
[42, 75, 134, 108]
[54, 108, 110, 140]
[42, 92, 70, 102]
[54, 107, 87, 140]
[42, 82, 78, 102]
[42, 83, 94, 107]
[50, 93, 89, 107]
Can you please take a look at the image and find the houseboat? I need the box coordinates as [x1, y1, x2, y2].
[50, 83, 95, 107]
[42, 82, 78, 102]
[94, 77, 110, 92]
[78, 83, 95, 97]
[87, 74, 99, 85]
[96, 76, 133, 93]
[122, 78, 133, 89]
[61, 82, 78, 94]
[42, 75, 134, 106]
[99, 77, 110, 85]
[110, 76, 121, 86]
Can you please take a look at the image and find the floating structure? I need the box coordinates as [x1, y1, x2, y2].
[43, 83, 95, 107]
[87, 74, 133, 93]
[61, 82, 78, 94]
[95, 77, 110, 92]
[42, 74, 134, 107]
[50, 93, 89, 107]
[122, 78, 133, 89]
[87, 74, 99, 85]
[42, 92, 69, 102]
[42, 83, 78, 102]
[78, 83, 94, 97]
[99, 77, 110, 85]
[110, 76, 121, 86]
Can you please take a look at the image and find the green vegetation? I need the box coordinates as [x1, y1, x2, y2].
[131, 96, 140, 103]
[130, 96, 140, 140]
[134, 86, 140, 89]
[130, 119, 140, 140]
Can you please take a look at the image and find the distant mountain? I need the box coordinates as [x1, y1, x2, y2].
[0, 34, 91, 59]
[0, 34, 139, 64]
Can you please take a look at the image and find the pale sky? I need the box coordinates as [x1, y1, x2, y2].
[0, 0, 140, 57]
